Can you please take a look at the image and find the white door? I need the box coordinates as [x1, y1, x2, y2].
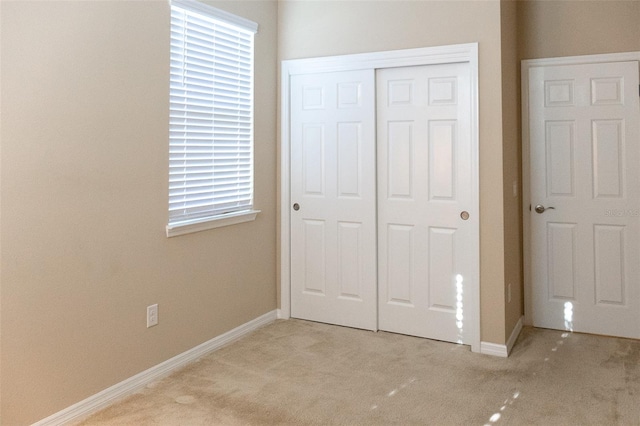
[290, 70, 377, 330]
[529, 61, 640, 339]
[377, 63, 479, 345]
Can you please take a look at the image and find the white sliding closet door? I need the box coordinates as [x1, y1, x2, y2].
[284, 46, 479, 350]
[377, 63, 478, 345]
[289, 70, 378, 331]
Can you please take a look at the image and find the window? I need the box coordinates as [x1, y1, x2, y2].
[167, 0, 259, 237]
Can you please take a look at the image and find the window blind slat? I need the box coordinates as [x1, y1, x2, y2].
[169, 1, 255, 223]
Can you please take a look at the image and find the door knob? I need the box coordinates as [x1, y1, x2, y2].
[534, 204, 555, 214]
[293, 203, 300, 211]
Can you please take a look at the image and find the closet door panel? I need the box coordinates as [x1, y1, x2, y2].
[290, 70, 377, 330]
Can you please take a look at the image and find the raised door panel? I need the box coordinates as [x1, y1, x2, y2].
[302, 124, 325, 196]
[547, 223, 576, 300]
[545, 121, 575, 197]
[303, 220, 326, 295]
[387, 121, 414, 199]
[427, 227, 456, 312]
[592, 120, 623, 198]
[386, 224, 415, 306]
[337, 222, 364, 300]
[593, 225, 625, 305]
[428, 120, 457, 201]
[337, 123, 362, 198]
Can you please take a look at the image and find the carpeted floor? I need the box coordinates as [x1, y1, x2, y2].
[78, 319, 640, 425]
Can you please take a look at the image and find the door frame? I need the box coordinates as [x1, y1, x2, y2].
[280, 43, 480, 351]
[521, 51, 640, 326]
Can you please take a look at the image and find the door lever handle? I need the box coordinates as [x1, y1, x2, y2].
[534, 204, 555, 214]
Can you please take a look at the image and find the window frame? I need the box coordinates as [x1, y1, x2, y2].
[166, 0, 259, 238]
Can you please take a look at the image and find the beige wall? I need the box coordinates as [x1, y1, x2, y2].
[0, 1, 278, 424]
[518, 0, 640, 60]
[279, 0, 509, 345]
[501, 0, 523, 342]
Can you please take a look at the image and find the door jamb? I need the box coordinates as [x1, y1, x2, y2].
[280, 43, 480, 351]
[521, 51, 640, 326]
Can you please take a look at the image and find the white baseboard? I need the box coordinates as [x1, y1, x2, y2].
[33, 310, 278, 426]
[480, 316, 524, 358]
[480, 341, 509, 357]
[506, 316, 524, 355]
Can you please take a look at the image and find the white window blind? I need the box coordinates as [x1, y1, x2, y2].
[169, 0, 257, 231]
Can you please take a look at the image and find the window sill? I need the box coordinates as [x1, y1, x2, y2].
[166, 210, 260, 238]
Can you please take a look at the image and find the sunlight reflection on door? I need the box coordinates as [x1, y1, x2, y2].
[563, 301, 573, 331]
[456, 274, 464, 343]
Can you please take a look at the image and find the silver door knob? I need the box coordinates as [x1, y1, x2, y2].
[293, 203, 300, 211]
[534, 204, 555, 214]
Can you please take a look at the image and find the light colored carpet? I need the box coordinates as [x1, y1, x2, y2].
[78, 319, 640, 425]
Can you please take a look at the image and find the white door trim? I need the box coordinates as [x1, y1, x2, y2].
[280, 43, 480, 351]
[521, 51, 640, 326]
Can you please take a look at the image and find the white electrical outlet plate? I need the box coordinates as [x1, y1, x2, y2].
[147, 304, 158, 328]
